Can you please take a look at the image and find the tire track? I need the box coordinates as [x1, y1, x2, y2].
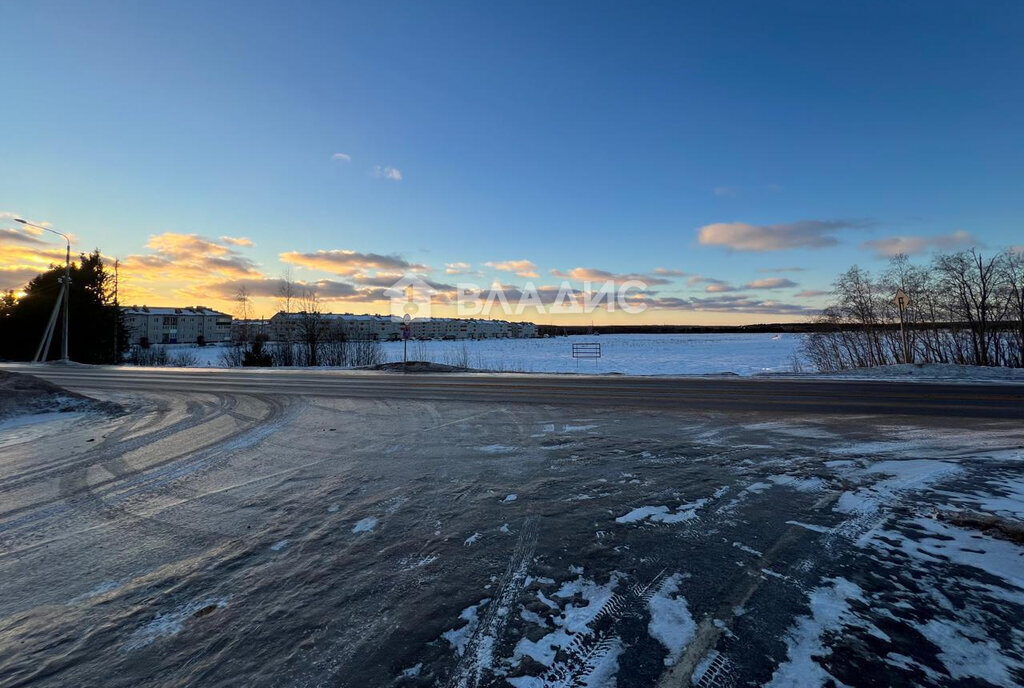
[538, 569, 664, 688]
[448, 516, 538, 688]
[0, 395, 298, 545]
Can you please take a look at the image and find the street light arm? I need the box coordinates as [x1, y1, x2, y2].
[14, 218, 71, 247]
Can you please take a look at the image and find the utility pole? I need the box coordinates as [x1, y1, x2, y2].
[113, 258, 120, 362]
[17, 219, 72, 363]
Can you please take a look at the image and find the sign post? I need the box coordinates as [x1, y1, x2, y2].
[894, 288, 910, 363]
[402, 314, 411, 364]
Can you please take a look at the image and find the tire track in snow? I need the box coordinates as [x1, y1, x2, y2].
[538, 569, 665, 688]
[448, 516, 538, 688]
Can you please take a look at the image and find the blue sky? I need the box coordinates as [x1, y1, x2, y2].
[2, 1, 1022, 322]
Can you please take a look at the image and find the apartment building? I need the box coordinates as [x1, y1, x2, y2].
[121, 306, 232, 345]
[265, 312, 537, 341]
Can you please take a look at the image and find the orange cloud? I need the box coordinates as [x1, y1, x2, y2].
[280, 249, 427, 276]
[485, 260, 539, 278]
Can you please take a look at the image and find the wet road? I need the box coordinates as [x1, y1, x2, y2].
[0, 371, 1023, 687]
[6, 364, 1024, 418]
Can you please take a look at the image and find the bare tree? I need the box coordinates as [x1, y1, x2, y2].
[234, 285, 252, 345]
[275, 271, 297, 366]
[278, 269, 296, 314]
[999, 248, 1024, 367]
[804, 248, 1023, 371]
[296, 289, 326, 366]
[934, 249, 1002, 366]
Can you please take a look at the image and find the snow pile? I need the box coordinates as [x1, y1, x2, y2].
[0, 369, 118, 423]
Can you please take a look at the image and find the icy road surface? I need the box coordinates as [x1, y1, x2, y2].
[1, 391, 1022, 687]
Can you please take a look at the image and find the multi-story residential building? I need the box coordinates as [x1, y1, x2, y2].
[121, 306, 232, 345]
[268, 312, 402, 342]
[265, 312, 536, 341]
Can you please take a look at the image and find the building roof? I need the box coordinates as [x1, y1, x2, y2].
[122, 306, 229, 316]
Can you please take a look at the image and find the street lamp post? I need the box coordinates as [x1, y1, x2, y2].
[16, 219, 72, 363]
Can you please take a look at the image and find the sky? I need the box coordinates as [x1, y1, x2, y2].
[2, 1, 1022, 324]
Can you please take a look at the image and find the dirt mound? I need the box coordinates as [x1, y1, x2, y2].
[0, 370, 121, 420]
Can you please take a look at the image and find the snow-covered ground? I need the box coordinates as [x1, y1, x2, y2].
[133, 336, 1024, 381]
[139, 333, 807, 375]
[794, 362, 1024, 383]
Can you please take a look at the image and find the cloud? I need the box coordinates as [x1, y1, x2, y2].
[643, 294, 818, 316]
[652, 268, 689, 277]
[126, 233, 262, 280]
[196, 277, 363, 302]
[220, 236, 254, 247]
[686, 275, 737, 292]
[486, 260, 540, 278]
[110, 232, 269, 306]
[0, 227, 94, 292]
[550, 267, 672, 286]
[445, 261, 480, 276]
[743, 278, 798, 289]
[861, 230, 981, 258]
[713, 186, 736, 197]
[697, 219, 871, 251]
[331, 153, 351, 162]
[352, 273, 457, 292]
[0, 267, 42, 291]
[795, 290, 829, 298]
[471, 283, 584, 307]
[280, 249, 426, 276]
[0, 228, 48, 247]
[372, 165, 402, 181]
[757, 266, 805, 273]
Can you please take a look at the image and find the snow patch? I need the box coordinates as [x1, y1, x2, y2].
[352, 517, 378, 533]
[647, 573, 696, 666]
[766, 577, 864, 687]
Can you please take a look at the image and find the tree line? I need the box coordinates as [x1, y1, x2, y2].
[804, 249, 1024, 371]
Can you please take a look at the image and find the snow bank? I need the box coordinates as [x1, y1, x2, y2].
[766, 363, 1024, 384]
[0, 369, 119, 423]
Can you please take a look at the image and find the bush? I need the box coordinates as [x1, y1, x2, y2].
[129, 345, 168, 366]
[243, 336, 273, 367]
[169, 351, 199, 367]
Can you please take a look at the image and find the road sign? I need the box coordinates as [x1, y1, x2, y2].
[572, 343, 601, 359]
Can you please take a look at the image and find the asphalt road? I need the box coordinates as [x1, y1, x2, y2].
[6, 364, 1024, 418]
[1, 366, 1023, 687]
